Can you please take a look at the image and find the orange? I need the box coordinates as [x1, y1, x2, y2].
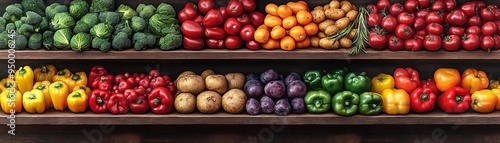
[254, 28, 270, 44]
[264, 14, 282, 28]
[282, 16, 297, 29]
[270, 26, 286, 40]
[265, 3, 279, 16]
[262, 38, 280, 50]
[289, 26, 307, 42]
[277, 5, 293, 19]
[297, 1, 309, 8]
[303, 23, 319, 36]
[296, 11, 313, 25]
[286, 2, 309, 14]
[257, 25, 269, 31]
[280, 36, 296, 51]
[296, 37, 311, 48]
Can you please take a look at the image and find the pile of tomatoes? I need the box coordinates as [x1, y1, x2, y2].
[367, 0, 500, 51]
[178, 0, 265, 50]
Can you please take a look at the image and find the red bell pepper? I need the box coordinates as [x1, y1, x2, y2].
[89, 89, 111, 113]
[117, 81, 131, 93]
[178, 2, 199, 23]
[437, 86, 471, 113]
[203, 9, 224, 28]
[394, 67, 421, 94]
[88, 66, 108, 88]
[91, 75, 114, 91]
[126, 77, 136, 87]
[134, 86, 146, 96]
[148, 87, 174, 114]
[163, 75, 177, 94]
[420, 78, 440, 96]
[124, 89, 137, 103]
[114, 74, 126, 84]
[106, 93, 129, 114]
[129, 96, 149, 114]
[150, 76, 167, 88]
[150, 70, 160, 78]
[410, 87, 437, 113]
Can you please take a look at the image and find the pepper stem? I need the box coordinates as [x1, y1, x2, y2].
[345, 101, 350, 107]
[41, 66, 48, 73]
[97, 97, 104, 105]
[57, 70, 66, 75]
[54, 82, 63, 88]
[314, 99, 323, 108]
[19, 68, 26, 75]
[420, 94, 428, 101]
[72, 74, 81, 81]
[72, 92, 81, 98]
[137, 99, 143, 104]
[455, 96, 463, 103]
[154, 97, 161, 105]
[371, 103, 378, 109]
[37, 84, 46, 90]
[28, 94, 36, 99]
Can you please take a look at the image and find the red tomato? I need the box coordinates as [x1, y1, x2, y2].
[405, 38, 423, 51]
[219, 7, 229, 21]
[237, 14, 251, 26]
[462, 34, 480, 50]
[445, 10, 467, 26]
[246, 40, 261, 50]
[418, 0, 431, 8]
[197, 0, 215, 15]
[206, 38, 225, 49]
[404, 0, 419, 13]
[415, 30, 427, 40]
[493, 8, 500, 21]
[389, 3, 405, 17]
[494, 35, 500, 49]
[368, 29, 388, 50]
[368, 13, 382, 28]
[388, 36, 405, 51]
[224, 18, 242, 35]
[480, 7, 496, 22]
[178, 2, 199, 22]
[423, 34, 441, 51]
[205, 27, 227, 39]
[250, 11, 265, 27]
[381, 15, 398, 33]
[482, 22, 497, 36]
[425, 11, 443, 24]
[426, 23, 443, 35]
[413, 17, 426, 31]
[395, 24, 415, 39]
[194, 15, 203, 23]
[225, 36, 242, 49]
[461, 2, 476, 17]
[495, 21, 500, 35]
[366, 4, 379, 13]
[448, 27, 464, 36]
[397, 12, 415, 26]
[227, 0, 244, 17]
[377, 0, 390, 10]
[240, 0, 257, 13]
[240, 25, 255, 41]
[442, 35, 461, 51]
[415, 9, 429, 18]
[181, 20, 205, 39]
[473, 1, 487, 10]
[467, 16, 482, 27]
[183, 37, 204, 50]
[430, 0, 445, 12]
[481, 35, 495, 51]
[444, 0, 457, 12]
[466, 26, 481, 35]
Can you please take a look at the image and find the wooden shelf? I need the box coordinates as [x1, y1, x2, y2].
[2, 109, 499, 125]
[0, 48, 497, 60]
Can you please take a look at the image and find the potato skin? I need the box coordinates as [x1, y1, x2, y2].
[225, 73, 246, 90]
[175, 93, 196, 114]
[177, 75, 205, 94]
[197, 91, 222, 114]
[222, 89, 247, 114]
[201, 69, 216, 80]
[205, 74, 228, 94]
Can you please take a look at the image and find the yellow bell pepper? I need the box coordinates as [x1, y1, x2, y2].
[471, 89, 497, 113]
[490, 80, 500, 89]
[49, 81, 69, 111]
[15, 66, 34, 94]
[22, 90, 45, 113]
[381, 88, 410, 115]
[371, 73, 395, 94]
[461, 68, 489, 94]
[51, 69, 72, 82]
[34, 64, 57, 82]
[491, 89, 500, 110]
[33, 81, 52, 109]
[67, 89, 88, 113]
[0, 78, 17, 92]
[0, 89, 22, 113]
[73, 85, 91, 97]
[64, 72, 88, 92]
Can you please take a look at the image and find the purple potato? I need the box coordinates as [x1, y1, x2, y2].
[264, 80, 286, 101]
[260, 96, 275, 114]
[246, 73, 260, 81]
[285, 72, 301, 85]
[287, 80, 307, 98]
[246, 98, 261, 115]
[260, 69, 279, 84]
[244, 79, 264, 99]
[291, 98, 306, 114]
[274, 99, 291, 116]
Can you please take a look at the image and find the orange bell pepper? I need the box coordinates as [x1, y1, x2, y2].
[63, 72, 88, 92]
[490, 89, 500, 110]
[434, 68, 461, 92]
[461, 68, 489, 94]
[52, 69, 72, 82]
[471, 89, 497, 113]
[0, 89, 22, 113]
[0, 78, 17, 92]
[33, 64, 57, 82]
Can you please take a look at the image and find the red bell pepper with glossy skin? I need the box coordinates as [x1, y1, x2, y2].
[197, 0, 215, 15]
[250, 11, 265, 27]
[205, 27, 227, 39]
[148, 87, 174, 114]
[224, 18, 242, 35]
[92, 75, 114, 91]
[410, 87, 437, 113]
[394, 67, 420, 94]
[181, 20, 205, 39]
[203, 9, 224, 28]
[118, 81, 131, 93]
[124, 89, 137, 103]
[129, 96, 149, 114]
[183, 37, 204, 50]
[149, 70, 160, 78]
[163, 75, 177, 95]
[178, 2, 199, 22]
[240, 25, 255, 41]
[114, 74, 126, 84]
[421, 78, 440, 96]
[134, 86, 146, 96]
[89, 89, 111, 113]
[437, 87, 471, 113]
[150, 76, 167, 89]
[227, 0, 244, 17]
[206, 38, 226, 49]
[88, 66, 108, 88]
[107, 93, 129, 114]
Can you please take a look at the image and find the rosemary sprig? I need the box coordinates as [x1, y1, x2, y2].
[349, 6, 369, 55]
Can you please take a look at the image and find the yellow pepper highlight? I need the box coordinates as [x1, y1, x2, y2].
[15, 66, 34, 94]
[49, 81, 69, 111]
[371, 73, 395, 94]
[67, 89, 88, 113]
[22, 90, 45, 113]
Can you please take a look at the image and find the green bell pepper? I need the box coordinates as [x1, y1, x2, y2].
[359, 92, 383, 115]
[345, 72, 372, 95]
[304, 90, 331, 113]
[321, 73, 343, 95]
[304, 70, 323, 90]
[332, 91, 359, 116]
[331, 67, 349, 77]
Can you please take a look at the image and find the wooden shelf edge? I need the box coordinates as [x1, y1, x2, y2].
[0, 48, 497, 60]
[1, 110, 499, 125]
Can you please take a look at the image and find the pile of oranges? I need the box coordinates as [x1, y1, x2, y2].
[254, 1, 318, 51]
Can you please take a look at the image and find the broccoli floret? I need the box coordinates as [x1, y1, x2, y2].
[132, 32, 147, 50]
[69, 0, 90, 20]
[28, 33, 42, 50]
[0, 17, 6, 32]
[130, 16, 146, 32]
[114, 21, 132, 36]
[149, 14, 179, 36]
[0, 32, 8, 49]
[111, 32, 131, 50]
[14, 34, 28, 50]
[146, 34, 156, 47]
[73, 21, 90, 33]
[14, 20, 23, 29]
[53, 28, 73, 49]
[90, 0, 115, 13]
[25, 11, 42, 25]
[156, 3, 176, 16]
[99, 12, 120, 25]
[46, 3, 68, 19]
[92, 37, 111, 52]
[42, 30, 53, 50]
[137, 4, 155, 19]
[6, 23, 16, 32]
[21, 0, 45, 16]
[158, 34, 181, 50]
[18, 23, 34, 36]
[80, 13, 99, 27]
[5, 4, 23, 22]
[116, 4, 137, 20]
[90, 23, 113, 39]
[35, 17, 48, 32]
[70, 33, 92, 51]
